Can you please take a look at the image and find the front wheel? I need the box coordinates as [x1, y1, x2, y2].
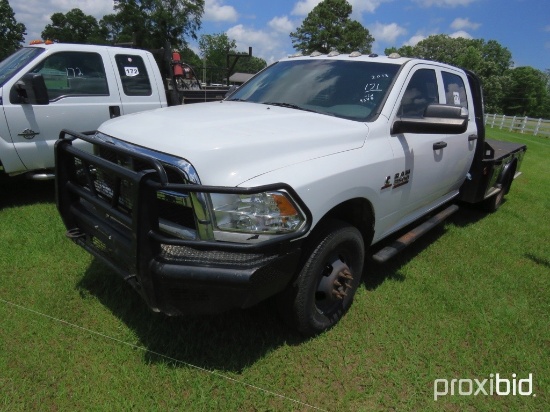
[278, 220, 365, 336]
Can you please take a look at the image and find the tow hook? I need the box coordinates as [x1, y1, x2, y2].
[66, 228, 86, 239]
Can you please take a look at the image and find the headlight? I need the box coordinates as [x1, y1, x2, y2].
[211, 191, 306, 234]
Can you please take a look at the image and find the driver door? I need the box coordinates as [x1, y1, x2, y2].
[3, 49, 122, 172]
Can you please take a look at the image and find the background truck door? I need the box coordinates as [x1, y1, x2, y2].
[108, 51, 164, 114]
[3, 49, 122, 172]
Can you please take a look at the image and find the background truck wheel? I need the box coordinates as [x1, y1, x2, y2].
[278, 220, 365, 336]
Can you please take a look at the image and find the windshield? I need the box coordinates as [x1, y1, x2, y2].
[0, 47, 45, 88]
[226, 59, 401, 121]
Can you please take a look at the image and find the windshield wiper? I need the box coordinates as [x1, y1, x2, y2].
[263, 101, 317, 113]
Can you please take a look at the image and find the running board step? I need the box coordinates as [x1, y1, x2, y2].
[372, 204, 459, 263]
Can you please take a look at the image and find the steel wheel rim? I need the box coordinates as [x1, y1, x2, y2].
[315, 252, 354, 315]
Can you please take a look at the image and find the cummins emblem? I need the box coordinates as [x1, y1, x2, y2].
[18, 129, 39, 140]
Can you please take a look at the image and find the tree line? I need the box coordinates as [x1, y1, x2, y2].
[0, 0, 266, 84]
[1, 0, 549, 118]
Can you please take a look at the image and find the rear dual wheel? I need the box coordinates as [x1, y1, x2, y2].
[483, 171, 512, 212]
[279, 220, 365, 336]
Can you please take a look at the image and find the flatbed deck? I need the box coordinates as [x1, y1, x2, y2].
[486, 139, 526, 161]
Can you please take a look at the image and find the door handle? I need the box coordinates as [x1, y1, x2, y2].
[433, 141, 447, 150]
[109, 106, 121, 118]
[468, 134, 478, 141]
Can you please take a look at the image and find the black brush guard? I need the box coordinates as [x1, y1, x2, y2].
[55, 130, 307, 315]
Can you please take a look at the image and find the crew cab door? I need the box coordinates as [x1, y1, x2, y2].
[387, 64, 477, 215]
[3, 49, 122, 172]
[107, 50, 165, 114]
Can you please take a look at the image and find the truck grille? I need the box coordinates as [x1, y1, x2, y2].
[69, 144, 198, 238]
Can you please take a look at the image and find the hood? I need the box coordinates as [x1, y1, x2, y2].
[98, 101, 368, 186]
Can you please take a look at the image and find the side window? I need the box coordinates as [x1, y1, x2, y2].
[114, 54, 152, 96]
[442, 72, 468, 109]
[398, 69, 438, 117]
[30, 52, 108, 100]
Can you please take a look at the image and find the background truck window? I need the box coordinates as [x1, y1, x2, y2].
[442, 72, 468, 109]
[114, 54, 152, 96]
[398, 69, 439, 117]
[30, 52, 109, 100]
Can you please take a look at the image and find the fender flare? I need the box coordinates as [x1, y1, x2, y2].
[497, 158, 517, 195]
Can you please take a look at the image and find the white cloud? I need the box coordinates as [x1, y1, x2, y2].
[405, 34, 427, 46]
[204, 0, 238, 23]
[400, 28, 471, 47]
[227, 25, 273, 47]
[13, 0, 241, 42]
[348, 0, 390, 15]
[450, 17, 480, 30]
[50, 0, 113, 16]
[292, 0, 322, 16]
[268, 16, 296, 34]
[372, 22, 407, 44]
[449, 30, 473, 39]
[226, 24, 288, 63]
[13, 0, 114, 42]
[415, 0, 477, 7]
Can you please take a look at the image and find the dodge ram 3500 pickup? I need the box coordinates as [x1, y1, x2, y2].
[55, 52, 526, 336]
[0, 41, 227, 180]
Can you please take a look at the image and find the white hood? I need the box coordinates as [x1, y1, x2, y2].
[98, 101, 368, 186]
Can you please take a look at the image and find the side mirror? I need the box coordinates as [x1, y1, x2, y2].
[11, 73, 49, 105]
[392, 104, 468, 135]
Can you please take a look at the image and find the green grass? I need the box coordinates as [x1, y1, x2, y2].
[1, 130, 548, 411]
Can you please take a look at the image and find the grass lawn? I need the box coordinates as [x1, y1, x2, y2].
[1, 129, 548, 411]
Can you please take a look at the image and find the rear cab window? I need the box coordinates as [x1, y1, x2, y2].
[442, 71, 468, 109]
[114, 54, 152, 96]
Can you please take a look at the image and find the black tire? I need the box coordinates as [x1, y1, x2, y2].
[483, 172, 512, 212]
[278, 220, 365, 337]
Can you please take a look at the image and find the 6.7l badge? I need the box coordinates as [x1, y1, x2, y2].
[381, 169, 411, 190]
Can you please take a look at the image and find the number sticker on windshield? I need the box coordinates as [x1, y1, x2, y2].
[360, 83, 384, 103]
[364, 83, 383, 92]
[125, 67, 139, 77]
[371, 73, 390, 80]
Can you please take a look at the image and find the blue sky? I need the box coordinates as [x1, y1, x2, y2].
[12, 0, 550, 71]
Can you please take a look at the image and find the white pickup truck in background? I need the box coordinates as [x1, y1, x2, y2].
[55, 52, 526, 336]
[0, 42, 227, 180]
